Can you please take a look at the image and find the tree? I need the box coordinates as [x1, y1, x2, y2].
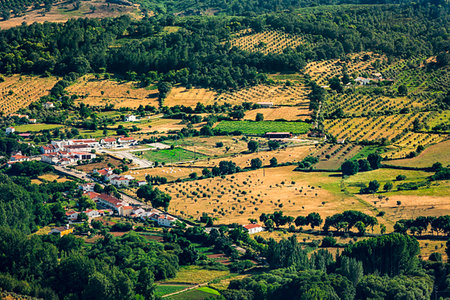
[358, 159, 371, 172]
[137, 185, 171, 210]
[250, 158, 262, 169]
[295, 216, 308, 227]
[270, 157, 278, 167]
[329, 76, 343, 93]
[355, 221, 366, 235]
[338, 256, 363, 286]
[367, 153, 382, 170]
[341, 160, 358, 176]
[157, 81, 172, 105]
[136, 268, 155, 300]
[229, 110, 245, 120]
[367, 180, 380, 193]
[255, 113, 264, 121]
[307, 212, 323, 229]
[247, 140, 259, 153]
[383, 181, 393, 192]
[398, 85, 408, 96]
[202, 168, 211, 178]
[268, 140, 280, 151]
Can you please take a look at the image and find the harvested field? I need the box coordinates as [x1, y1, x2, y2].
[161, 265, 229, 284]
[165, 166, 374, 225]
[124, 166, 206, 182]
[129, 118, 191, 133]
[0, 75, 58, 114]
[180, 145, 314, 169]
[387, 140, 450, 168]
[165, 136, 252, 157]
[68, 75, 159, 109]
[244, 106, 312, 121]
[164, 87, 217, 107]
[0, 0, 140, 29]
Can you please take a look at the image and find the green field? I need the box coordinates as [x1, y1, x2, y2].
[215, 120, 311, 135]
[155, 284, 191, 297]
[141, 148, 207, 164]
[169, 287, 220, 300]
[15, 124, 64, 132]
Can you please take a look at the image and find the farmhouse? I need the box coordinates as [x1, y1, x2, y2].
[41, 145, 58, 154]
[43, 102, 55, 109]
[84, 209, 100, 219]
[256, 102, 274, 108]
[265, 132, 292, 139]
[9, 154, 29, 162]
[64, 144, 91, 153]
[72, 139, 100, 148]
[355, 77, 371, 85]
[109, 175, 131, 187]
[50, 225, 73, 237]
[124, 115, 137, 122]
[157, 214, 177, 227]
[100, 137, 117, 147]
[83, 191, 100, 200]
[65, 210, 79, 221]
[94, 168, 113, 177]
[79, 183, 95, 192]
[243, 224, 264, 234]
[118, 137, 136, 145]
[5, 127, 15, 135]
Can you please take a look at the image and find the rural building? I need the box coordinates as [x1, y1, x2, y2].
[43, 102, 55, 109]
[355, 77, 371, 85]
[158, 214, 177, 227]
[40, 145, 58, 154]
[256, 102, 274, 108]
[72, 139, 100, 148]
[337, 138, 346, 144]
[50, 225, 73, 237]
[137, 180, 148, 187]
[9, 154, 29, 162]
[265, 132, 292, 139]
[83, 191, 100, 200]
[5, 127, 15, 135]
[79, 183, 95, 192]
[65, 210, 79, 221]
[118, 206, 133, 217]
[124, 115, 137, 122]
[64, 144, 91, 153]
[71, 152, 96, 160]
[118, 137, 136, 145]
[84, 209, 100, 219]
[29, 119, 37, 124]
[9, 113, 29, 119]
[109, 175, 131, 187]
[243, 224, 264, 234]
[100, 137, 117, 147]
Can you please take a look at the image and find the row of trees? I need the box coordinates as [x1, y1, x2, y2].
[394, 215, 450, 236]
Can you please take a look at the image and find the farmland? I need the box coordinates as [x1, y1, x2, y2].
[229, 30, 311, 55]
[215, 120, 311, 135]
[387, 140, 450, 168]
[244, 106, 311, 121]
[68, 75, 159, 109]
[0, 75, 58, 114]
[14, 123, 63, 132]
[138, 148, 207, 164]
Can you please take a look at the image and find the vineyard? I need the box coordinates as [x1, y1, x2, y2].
[324, 112, 448, 159]
[0, 75, 58, 114]
[68, 75, 159, 109]
[228, 30, 311, 55]
[305, 52, 386, 85]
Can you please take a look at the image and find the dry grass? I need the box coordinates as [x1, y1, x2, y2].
[164, 87, 217, 107]
[244, 106, 311, 121]
[166, 166, 373, 225]
[38, 173, 71, 183]
[161, 265, 229, 284]
[0, 0, 141, 29]
[388, 140, 450, 168]
[124, 167, 206, 181]
[68, 75, 158, 109]
[0, 75, 58, 114]
[180, 145, 314, 169]
[75, 155, 125, 173]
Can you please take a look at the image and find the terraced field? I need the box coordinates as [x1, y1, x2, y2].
[0, 75, 58, 114]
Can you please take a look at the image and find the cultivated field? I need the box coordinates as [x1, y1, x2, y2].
[124, 166, 206, 182]
[229, 30, 311, 55]
[163, 87, 217, 107]
[14, 123, 63, 132]
[305, 52, 386, 85]
[387, 140, 450, 168]
[215, 120, 311, 135]
[324, 112, 448, 159]
[309, 143, 363, 170]
[244, 106, 311, 121]
[0, 75, 58, 114]
[216, 84, 310, 106]
[166, 166, 375, 225]
[0, 0, 141, 29]
[68, 75, 159, 108]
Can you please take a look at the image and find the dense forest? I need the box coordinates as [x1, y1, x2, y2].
[0, 2, 447, 90]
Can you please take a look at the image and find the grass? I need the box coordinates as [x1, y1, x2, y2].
[215, 120, 311, 135]
[197, 287, 220, 296]
[155, 285, 191, 297]
[141, 148, 207, 164]
[161, 266, 230, 285]
[351, 146, 387, 161]
[14, 123, 63, 132]
[169, 288, 220, 300]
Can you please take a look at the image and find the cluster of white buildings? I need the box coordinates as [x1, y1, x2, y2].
[92, 168, 146, 187]
[77, 185, 178, 227]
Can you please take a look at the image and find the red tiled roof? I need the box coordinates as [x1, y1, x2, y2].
[84, 191, 100, 200]
[243, 224, 262, 230]
[102, 138, 116, 142]
[118, 137, 135, 141]
[97, 193, 122, 206]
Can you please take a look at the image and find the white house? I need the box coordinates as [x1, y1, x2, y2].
[243, 224, 264, 234]
[5, 127, 15, 135]
[137, 180, 148, 187]
[84, 209, 100, 219]
[43, 102, 55, 109]
[71, 139, 100, 148]
[65, 210, 79, 221]
[124, 115, 137, 122]
[9, 154, 29, 162]
[72, 152, 96, 160]
[256, 102, 273, 108]
[109, 175, 131, 187]
[29, 119, 37, 124]
[158, 214, 177, 227]
[355, 77, 371, 85]
[79, 183, 95, 192]
[100, 137, 117, 147]
[117, 137, 136, 145]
